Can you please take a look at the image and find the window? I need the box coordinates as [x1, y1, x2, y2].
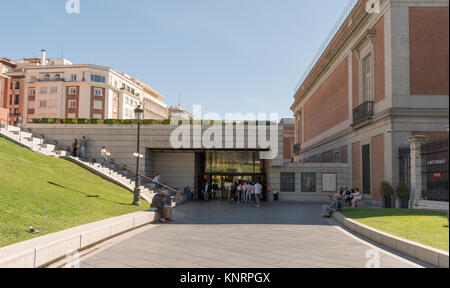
[317, 155, 322, 163]
[68, 113, 76, 119]
[54, 74, 61, 80]
[90, 74, 106, 83]
[14, 96, 19, 105]
[281, 173, 295, 192]
[43, 74, 50, 81]
[93, 114, 102, 119]
[71, 74, 77, 81]
[93, 88, 103, 96]
[40, 88, 47, 94]
[29, 89, 36, 96]
[69, 87, 77, 95]
[9, 96, 12, 105]
[113, 92, 119, 101]
[15, 82, 20, 89]
[113, 105, 118, 114]
[301, 173, 316, 192]
[93, 100, 102, 110]
[50, 87, 58, 94]
[68, 100, 77, 108]
[39, 101, 47, 108]
[362, 54, 373, 102]
[334, 151, 341, 163]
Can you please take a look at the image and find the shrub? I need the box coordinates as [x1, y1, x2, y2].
[90, 119, 104, 124]
[63, 118, 77, 124]
[104, 119, 122, 125]
[142, 119, 156, 125]
[395, 182, 410, 199]
[40, 118, 50, 124]
[52, 118, 61, 124]
[32, 119, 41, 124]
[379, 181, 394, 197]
[77, 119, 90, 124]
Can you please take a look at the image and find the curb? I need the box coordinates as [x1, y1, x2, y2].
[332, 212, 449, 268]
[0, 211, 156, 268]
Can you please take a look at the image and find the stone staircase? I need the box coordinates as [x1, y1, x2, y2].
[0, 125, 187, 205]
[65, 156, 157, 203]
[0, 125, 69, 157]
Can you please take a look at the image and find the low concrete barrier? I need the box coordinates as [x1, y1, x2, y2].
[0, 211, 156, 268]
[333, 212, 449, 268]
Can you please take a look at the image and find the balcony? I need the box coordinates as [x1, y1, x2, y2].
[352, 101, 374, 129]
[37, 77, 65, 82]
[294, 144, 301, 155]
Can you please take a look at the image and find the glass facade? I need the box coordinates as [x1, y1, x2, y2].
[205, 151, 263, 174]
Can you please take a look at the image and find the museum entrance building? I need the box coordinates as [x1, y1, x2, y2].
[146, 149, 268, 201]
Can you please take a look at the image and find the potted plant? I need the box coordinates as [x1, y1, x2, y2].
[395, 182, 410, 209]
[379, 181, 394, 208]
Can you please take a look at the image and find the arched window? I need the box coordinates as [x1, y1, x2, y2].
[43, 74, 50, 80]
[54, 74, 61, 80]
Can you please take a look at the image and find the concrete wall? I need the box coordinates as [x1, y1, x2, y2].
[268, 163, 349, 203]
[150, 152, 195, 192]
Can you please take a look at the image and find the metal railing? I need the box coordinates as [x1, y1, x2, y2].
[353, 101, 374, 124]
[294, 144, 301, 155]
[104, 158, 181, 198]
[421, 138, 449, 202]
[295, 0, 359, 91]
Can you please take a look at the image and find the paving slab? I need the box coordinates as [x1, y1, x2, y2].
[81, 201, 426, 268]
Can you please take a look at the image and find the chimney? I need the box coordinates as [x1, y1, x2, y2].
[41, 50, 47, 66]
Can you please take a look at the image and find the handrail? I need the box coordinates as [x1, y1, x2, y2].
[294, 0, 359, 92]
[106, 158, 180, 194]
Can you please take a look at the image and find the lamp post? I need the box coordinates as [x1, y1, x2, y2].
[133, 105, 144, 206]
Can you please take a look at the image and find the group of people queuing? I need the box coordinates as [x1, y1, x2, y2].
[71, 136, 88, 159]
[202, 180, 263, 208]
[322, 187, 362, 218]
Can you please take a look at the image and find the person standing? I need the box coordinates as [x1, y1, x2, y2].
[101, 146, 109, 166]
[204, 181, 210, 201]
[236, 181, 242, 202]
[254, 181, 262, 208]
[80, 136, 87, 159]
[72, 139, 78, 157]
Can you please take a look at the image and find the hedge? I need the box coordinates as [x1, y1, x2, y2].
[28, 119, 276, 126]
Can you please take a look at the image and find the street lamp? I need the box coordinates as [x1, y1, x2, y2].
[133, 104, 144, 206]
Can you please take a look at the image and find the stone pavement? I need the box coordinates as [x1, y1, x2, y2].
[80, 201, 427, 268]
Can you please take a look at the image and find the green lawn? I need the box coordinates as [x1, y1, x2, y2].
[0, 137, 148, 247]
[341, 208, 449, 252]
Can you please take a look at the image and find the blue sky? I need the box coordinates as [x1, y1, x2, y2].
[0, 0, 348, 119]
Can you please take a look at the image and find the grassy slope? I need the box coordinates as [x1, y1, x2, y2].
[0, 137, 148, 247]
[341, 209, 449, 252]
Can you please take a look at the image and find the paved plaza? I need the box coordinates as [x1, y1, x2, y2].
[80, 201, 427, 268]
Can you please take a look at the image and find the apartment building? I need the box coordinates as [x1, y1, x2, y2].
[168, 105, 196, 121]
[1, 50, 169, 123]
[291, 0, 449, 205]
[0, 58, 25, 125]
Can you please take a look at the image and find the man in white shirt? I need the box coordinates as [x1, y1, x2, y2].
[153, 173, 161, 191]
[254, 181, 262, 208]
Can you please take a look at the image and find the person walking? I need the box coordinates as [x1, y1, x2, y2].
[72, 139, 78, 157]
[80, 136, 87, 159]
[254, 181, 262, 208]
